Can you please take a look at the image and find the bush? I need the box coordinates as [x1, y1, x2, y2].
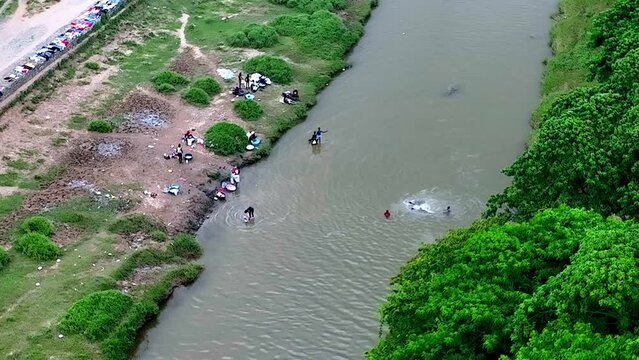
[88, 120, 113, 133]
[243, 55, 293, 84]
[271, 11, 358, 60]
[191, 76, 222, 96]
[228, 24, 279, 48]
[233, 99, 264, 121]
[204, 121, 247, 155]
[108, 213, 159, 234]
[149, 230, 168, 242]
[168, 234, 203, 259]
[101, 300, 159, 360]
[15, 233, 60, 261]
[0, 248, 10, 271]
[85, 62, 100, 70]
[151, 71, 189, 87]
[268, 0, 346, 13]
[20, 216, 53, 236]
[58, 290, 133, 341]
[182, 87, 210, 106]
[155, 83, 176, 93]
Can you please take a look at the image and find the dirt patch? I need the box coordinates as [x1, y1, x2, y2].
[115, 92, 174, 133]
[65, 138, 131, 167]
[50, 223, 82, 247]
[168, 49, 201, 76]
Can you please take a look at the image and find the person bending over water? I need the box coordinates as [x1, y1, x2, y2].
[443, 206, 451, 215]
[244, 206, 255, 220]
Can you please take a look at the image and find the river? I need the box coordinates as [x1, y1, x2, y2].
[136, 0, 555, 358]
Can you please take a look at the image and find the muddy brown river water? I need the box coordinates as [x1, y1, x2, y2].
[136, 0, 557, 358]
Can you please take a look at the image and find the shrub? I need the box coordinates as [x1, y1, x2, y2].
[204, 121, 247, 155]
[20, 216, 53, 236]
[243, 55, 293, 84]
[85, 62, 100, 70]
[149, 230, 168, 242]
[268, 0, 346, 13]
[228, 24, 279, 48]
[88, 120, 113, 133]
[15, 233, 60, 261]
[0, 248, 10, 271]
[182, 87, 210, 106]
[271, 11, 358, 60]
[233, 99, 264, 121]
[101, 300, 159, 360]
[168, 234, 203, 259]
[151, 71, 189, 87]
[58, 290, 133, 341]
[155, 83, 176, 93]
[191, 76, 222, 96]
[108, 213, 159, 234]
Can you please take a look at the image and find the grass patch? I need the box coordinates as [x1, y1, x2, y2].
[233, 99, 264, 120]
[20, 216, 53, 236]
[0, 193, 23, 218]
[45, 196, 119, 232]
[67, 115, 90, 130]
[0, 172, 19, 186]
[88, 120, 113, 133]
[107, 213, 160, 235]
[149, 230, 167, 242]
[85, 62, 100, 71]
[15, 233, 60, 261]
[58, 290, 133, 341]
[5, 159, 32, 171]
[167, 234, 202, 259]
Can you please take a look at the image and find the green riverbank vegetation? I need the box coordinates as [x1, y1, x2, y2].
[369, 0, 639, 358]
[0, 0, 377, 358]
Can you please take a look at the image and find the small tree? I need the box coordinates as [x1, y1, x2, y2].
[191, 76, 222, 96]
[243, 55, 293, 84]
[182, 87, 210, 106]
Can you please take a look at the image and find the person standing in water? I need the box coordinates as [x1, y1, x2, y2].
[384, 210, 391, 219]
[316, 127, 327, 144]
[244, 206, 255, 220]
[443, 206, 451, 215]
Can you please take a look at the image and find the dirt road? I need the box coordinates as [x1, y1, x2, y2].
[0, 0, 98, 71]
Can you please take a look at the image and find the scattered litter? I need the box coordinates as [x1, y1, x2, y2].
[56, 259, 61, 263]
[35, 283, 40, 287]
[58, 334, 64, 339]
[96, 140, 124, 157]
[162, 184, 180, 196]
[37, 266, 42, 271]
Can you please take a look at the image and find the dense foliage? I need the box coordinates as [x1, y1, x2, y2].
[0, 248, 10, 271]
[20, 215, 53, 236]
[191, 76, 222, 96]
[155, 83, 176, 93]
[228, 24, 279, 48]
[486, 0, 639, 220]
[151, 70, 189, 87]
[233, 99, 264, 121]
[243, 55, 293, 84]
[15, 233, 60, 261]
[168, 234, 203, 259]
[88, 119, 113, 133]
[182, 87, 210, 106]
[270, 10, 358, 60]
[369, 207, 639, 359]
[58, 290, 133, 341]
[204, 121, 246, 155]
[269, 0, 346, 13]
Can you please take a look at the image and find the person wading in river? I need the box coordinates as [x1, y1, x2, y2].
[316, 127, 327, 144]
[244, 206, 255, 220]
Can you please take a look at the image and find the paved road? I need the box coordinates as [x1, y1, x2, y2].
[0, 0, 97, 71]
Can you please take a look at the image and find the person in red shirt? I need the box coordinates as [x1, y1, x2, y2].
[384, 210, 391, 219]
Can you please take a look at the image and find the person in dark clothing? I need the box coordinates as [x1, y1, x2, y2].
[291, 89, 299, 101]
[245, 73, 250, 89]
[238, 72, 243, 88]
[308, 131, 317, 144]
[443, 206, 451, 215]
[244, 206, 255, 220]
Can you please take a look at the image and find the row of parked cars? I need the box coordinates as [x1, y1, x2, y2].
[0, 0, 124, 99]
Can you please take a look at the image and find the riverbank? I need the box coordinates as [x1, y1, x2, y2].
[0, 0, 376, 358]
[370, 0, 639, 357]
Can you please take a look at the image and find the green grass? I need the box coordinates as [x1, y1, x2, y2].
[67, 115, 90, 130]
[530, 0, 615, 131]
[6, 159, 33, 171]
[0, 172, 19, 186]
[0, 193, 23, 219]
